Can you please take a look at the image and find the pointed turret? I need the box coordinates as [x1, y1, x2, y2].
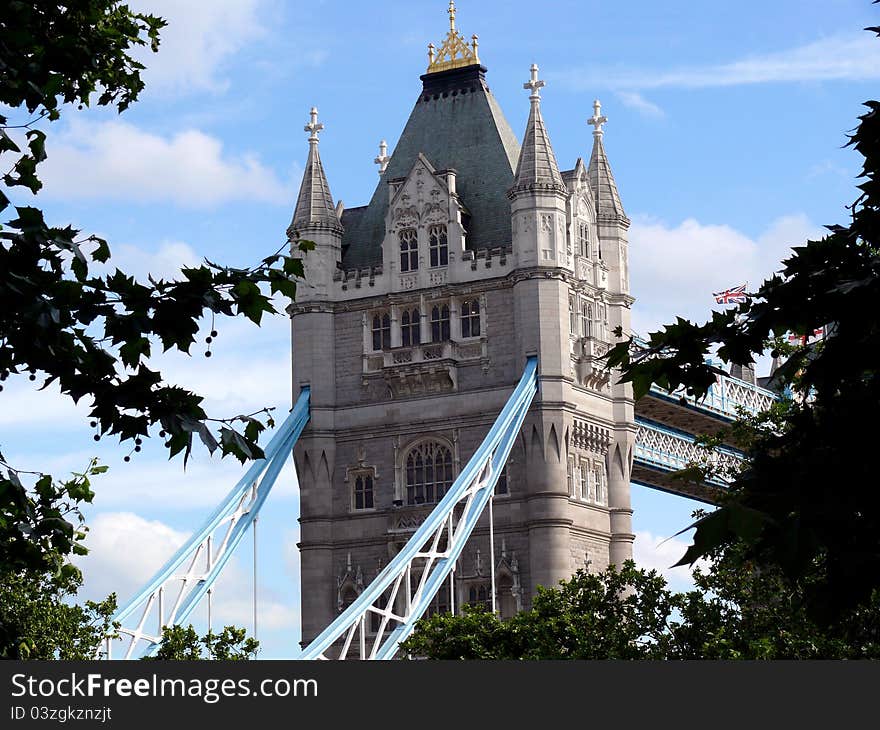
[508, 64, 568, 269]
[509, 64, 565, 195]
[288, 107, 342, 236]
[288, 107, 342, 302]
[587, 100, 627, 223]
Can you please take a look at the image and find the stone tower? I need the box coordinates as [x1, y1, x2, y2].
[289, 3, 635, 645]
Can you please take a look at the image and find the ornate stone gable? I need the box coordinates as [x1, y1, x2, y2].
[385, 153, 463, 236]
[381, 153, 469, 295]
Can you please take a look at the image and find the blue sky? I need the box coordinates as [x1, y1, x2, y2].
[3, 0, 878, 658]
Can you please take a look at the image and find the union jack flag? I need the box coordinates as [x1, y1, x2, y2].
[713, 284, 749, 305]
[788, 327, 825, 344]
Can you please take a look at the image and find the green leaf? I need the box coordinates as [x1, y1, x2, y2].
[0, 129, 21, 154]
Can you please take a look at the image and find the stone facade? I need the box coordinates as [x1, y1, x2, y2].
[288, 26, 635, 645]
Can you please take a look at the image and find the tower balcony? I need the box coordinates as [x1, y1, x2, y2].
[362, 339, 488, 397]
[569, 336, 612, 391]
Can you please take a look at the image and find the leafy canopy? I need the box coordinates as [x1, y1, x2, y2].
[148, 625, 259, 661]
[1, 0, 312, 465]
[603, 23, 880, 623]
[0, 456, 118, 659]
[0, 1, 308, 657]
[402, 558, 880, 660]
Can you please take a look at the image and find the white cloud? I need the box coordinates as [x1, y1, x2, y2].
[76, 512, 189, 601]
[131, 0, 266, 94]
[629, 213, 823, 336]
[556, 34, 880, 91]
[616, 91, 665, 119]
[633, 530, 709, 593]
[806, 159, 851, 180]
[212, 596, 298, 632]
[0, 380, 88, 429]
[3, 411, 300, 510]
[107, 241, 200, 281]
[93, 454, 299, 510]
[40, 119, 292, 207]
[0, 234, 295, 497]
[0, 304, 291, 436]
[77, 511, 298, 632]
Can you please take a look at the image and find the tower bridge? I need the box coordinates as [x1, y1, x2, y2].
[106, 3, 779, 659]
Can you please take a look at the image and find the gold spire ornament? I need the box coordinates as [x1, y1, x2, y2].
[426, 1, 480, 74]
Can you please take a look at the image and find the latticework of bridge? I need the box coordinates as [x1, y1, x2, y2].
[106, 362, 774, 659]
[632, 373, 776, 502]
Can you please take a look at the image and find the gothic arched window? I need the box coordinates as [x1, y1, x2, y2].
[430, 304, 450, 343]
[580, 459, 591, 500]
[567, 456, 576, 497]
[460, 299, 481, 338]
[578, 221, 591, 258]
[593, 464, 605, 505]
[399, 228, 418, 272]
[401, 308, 420, 347]
[495, 464, 508, 495]
[580, 302, 593, 338]
[340, 587, 357, 613]
[428, 224, 448, 268]
[353, 472, 374, 510]
[497, 575, 516, 619]
[405, 441, 453, 505]
[370, 590, 393, 634]
[372, 313, 391, 351]
[468, 584, 490, 610]
[426, 584, 451, 617]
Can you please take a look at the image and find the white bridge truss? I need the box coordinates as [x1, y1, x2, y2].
[105, 388, 311, 659]
[106, 359, 538, 660]
[299, 357, 538, 659]
[634, 418, 744, 486]
[106, 353, 759, 659]
[649, 372, 777, 421]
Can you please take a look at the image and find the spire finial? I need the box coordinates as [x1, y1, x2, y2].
[523, 63, 545, 102]
[427, 1, 480, 73]
[374, 139, 390, 175]
[588, 98, 608, 136]
[305, 106, 324, 144]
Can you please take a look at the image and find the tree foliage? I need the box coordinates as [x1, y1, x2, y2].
[0, 571, 117, 660]
[149, 625, 259, 661]
[1, 0, 311, 465]
[402, 563, 680, 660]
[402, 558, 880, 660]
[0, 1, 308, 657]
[603, 22, 880, 625]
[0, 454, 117, 658]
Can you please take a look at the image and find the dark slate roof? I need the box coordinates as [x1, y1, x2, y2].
[340, 205, 367, 233]
[342, 64, 521, 269]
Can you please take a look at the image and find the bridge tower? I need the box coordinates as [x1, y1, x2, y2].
[288, 3, 635, 645]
